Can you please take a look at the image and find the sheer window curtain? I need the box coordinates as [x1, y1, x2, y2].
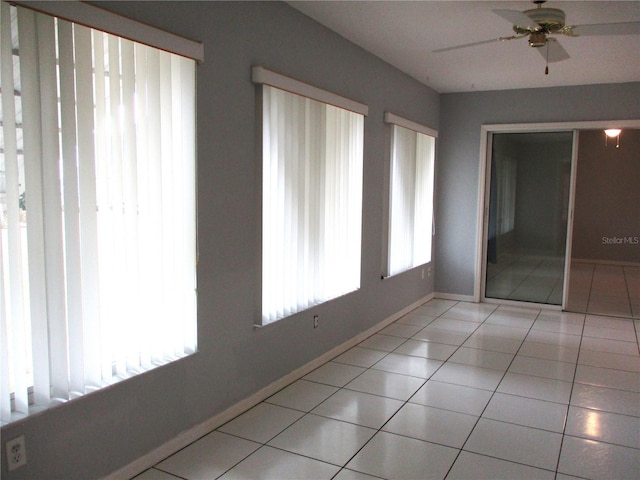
[0, 4, 197, 423]
[260, 83, 365, 325]
[387, 119, 436, 277]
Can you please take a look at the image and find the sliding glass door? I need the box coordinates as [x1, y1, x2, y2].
[484, 132, 573, 305]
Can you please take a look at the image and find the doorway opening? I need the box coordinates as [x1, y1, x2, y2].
[476, 120, 639, 316]
[484, 131, 573, 305]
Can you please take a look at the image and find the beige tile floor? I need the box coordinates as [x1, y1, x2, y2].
[133, 300, 640, 480]
[567, 262, 640, 319]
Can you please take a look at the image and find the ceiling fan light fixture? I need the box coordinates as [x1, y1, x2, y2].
[529, 32, 547, 47]
[604, 129, 622, 148]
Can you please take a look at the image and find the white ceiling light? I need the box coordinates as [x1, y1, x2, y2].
[604, 128, 622, 148]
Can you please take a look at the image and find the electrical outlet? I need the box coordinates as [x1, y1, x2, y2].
[6, 435, 27, 471]
[421, 269, 425, 279]
[428, 267, 432, 277]
[313, 315, 319, 328]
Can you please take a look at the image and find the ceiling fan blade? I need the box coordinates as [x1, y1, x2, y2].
[493, 9, 540, 29]
[536, 38, 570, 63]
[433, 35, 524, 53]
[570, 21, 640, 36]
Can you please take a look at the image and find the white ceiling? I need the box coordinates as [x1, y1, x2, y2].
[287, 1, 640, 93]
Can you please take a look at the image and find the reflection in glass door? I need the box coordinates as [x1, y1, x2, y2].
[484, 132, 574, 305]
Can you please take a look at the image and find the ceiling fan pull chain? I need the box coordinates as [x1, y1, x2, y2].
[545, 40, 550, 75]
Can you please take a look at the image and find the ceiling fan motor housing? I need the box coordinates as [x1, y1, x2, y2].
[514, 8, 566, 35]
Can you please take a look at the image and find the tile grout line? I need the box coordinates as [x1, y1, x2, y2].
[327, 300, 466, 479]
[442, 306, 547, 479]
[551, 310, 587, 480]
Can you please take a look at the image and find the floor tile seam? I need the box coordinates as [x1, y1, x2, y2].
[522, 338, 583, 349]
[504, 369, 577, 383]
[499, 371, 574, 386]
[578, 348, 640, 360]
[490, 389, 571, 407]
[399, 400, 481, 420]
[436, 315, 486, 324]
[368, 365, 442, 381]
[410, 337, 470, 348]
[257, 442, 352, 469]
[447, 310, 539, 472]
[343, 306, 473, 474]
[568, 403, 640, 419]
[456, 343, 520, 355]
[405, 398, 487, 417]
[572, 379, 640, 395]
[566, 403, 640, 421]
[511, 354, 579, 367]
[454, 445, 559, 476]
[445, 358, 512, 373]
[147, 466, 189, 480]
[211, 426, 280, 449]
[544, 275, 565, 305]
[390, 347, 456, 362]
[368, 428, 464, 452]
[560, 433, 640, 451]
[515, 351, 579, 363]
[178, 435, 263, 480]
[621, 268, 634, 315]
[303, 408, 402, 432]
[581, 333, 639, 344]
[329, 468, 386, 480]
[478, 413, 567, 435]
[302, 366, 377, 389]
[226, 404, 380, 471]
[576, 360, 640, 374]
[575, 362, 640, 374]
[150, 427, 239, 474]
[553, 316, 588, 475]
[262, 398, 322, 414]
[457, 451, 562, 477]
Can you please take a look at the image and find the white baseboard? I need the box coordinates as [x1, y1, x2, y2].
[571, 258, 640, 268]
[103, 293, 434, 480]
[434, 292, 475, 302]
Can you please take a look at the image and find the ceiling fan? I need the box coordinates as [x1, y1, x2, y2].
[434, 0, 640, 74]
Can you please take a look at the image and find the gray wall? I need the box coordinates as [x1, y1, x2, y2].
[0, 2, 439, 479]
[572, 129, 640, 263]
[436, 83, 640, 297]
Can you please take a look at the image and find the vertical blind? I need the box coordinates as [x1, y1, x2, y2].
[261, 84, 364, 324]
[387, 121, 436, 276]
[0, 4, 197, 424]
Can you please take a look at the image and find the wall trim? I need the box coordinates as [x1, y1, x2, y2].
[102, 292, 434, 480]
[572, 258, 640, 267]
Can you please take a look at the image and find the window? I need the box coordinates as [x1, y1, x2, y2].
[253, 68, 367, 325]
[385, 113, 436, 277]
[0, 3, 200, 424]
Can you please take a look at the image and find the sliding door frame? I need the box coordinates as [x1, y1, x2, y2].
[474, 120, 640, 309]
